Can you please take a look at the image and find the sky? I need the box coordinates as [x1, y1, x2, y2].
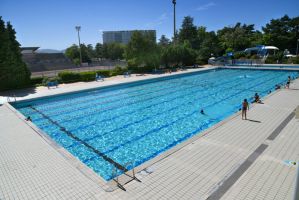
[1, 0, 298, 50]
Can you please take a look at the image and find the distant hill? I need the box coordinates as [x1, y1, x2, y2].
[36, 49, 63, 54]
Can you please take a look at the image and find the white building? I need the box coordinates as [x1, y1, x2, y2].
[102, 30, 156, 45]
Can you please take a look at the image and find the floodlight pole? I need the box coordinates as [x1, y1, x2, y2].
[172, 0, 176, 44]
[75, 26, 83, 66]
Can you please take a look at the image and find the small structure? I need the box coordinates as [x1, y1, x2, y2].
[21, 47, 74, 72]
[244, 45, 279, 58]
[21, 47, 39, 54]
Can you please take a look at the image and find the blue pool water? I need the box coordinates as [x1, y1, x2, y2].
[13, 69, 299, 181]
[232, 64, 299, 68]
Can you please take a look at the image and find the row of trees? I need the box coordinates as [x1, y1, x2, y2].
[65, 42, 125, 64]
[64, 14, 299, 68]
[0, 17, 31, 90]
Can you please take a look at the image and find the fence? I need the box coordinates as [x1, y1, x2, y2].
[228, 59, 265, 66]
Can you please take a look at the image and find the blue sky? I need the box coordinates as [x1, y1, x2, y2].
[1, 0, 298, 50]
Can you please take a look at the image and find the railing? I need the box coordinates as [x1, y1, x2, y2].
[228, 59, 264, 66]
[112, 161, 141, 191]
[6, 94, 16, 103]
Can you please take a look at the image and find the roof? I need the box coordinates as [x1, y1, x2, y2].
[245, 45, 279, 52]
[21, 47, 39, 52]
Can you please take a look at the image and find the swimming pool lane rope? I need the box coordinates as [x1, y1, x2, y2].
[28, 105, 127, 173]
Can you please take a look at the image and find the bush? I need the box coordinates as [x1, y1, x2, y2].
[80, 71, 96, 82]
[110, 66, 126, 76]
[30, 77, 43, 85]
[95, 70, 111, 77]
[195, 55, 208, 65]
[265, 55, 277, 64]
[58, 71, 81, 83]
[290, 56, 299, 64]
[250, 54, 260, 59]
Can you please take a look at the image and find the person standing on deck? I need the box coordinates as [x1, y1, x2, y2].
[286, 76, 291, 89]
[242, 99, 249, 120]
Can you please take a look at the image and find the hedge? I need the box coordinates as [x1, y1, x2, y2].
[30, 77, 44, 85]
[58, 71, 81, 83]
[58, 70, 113, 83]
[80, 71, 96, 82]
[95, 70, 111, 77]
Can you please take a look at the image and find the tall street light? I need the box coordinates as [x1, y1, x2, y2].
[75, 26, 82, 66]
[172, 0, 176, 44]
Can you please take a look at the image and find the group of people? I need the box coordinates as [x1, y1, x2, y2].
[275, 76, 292, 90]
[241, 76, 293, 120]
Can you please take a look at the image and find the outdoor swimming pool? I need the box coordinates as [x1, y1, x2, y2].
[13, 68, 299, 181]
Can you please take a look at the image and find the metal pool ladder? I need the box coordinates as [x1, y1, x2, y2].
[7, 94, 16, 102]
[112, 161, 141, 191]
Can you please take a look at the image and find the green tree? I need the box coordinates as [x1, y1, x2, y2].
[158, 35, 170, 47]
[0, 17, 31, 90]
[197, 31, 222, 64]
[161, 42, 196, 67]
[86, 44, 95, 58]
[125, 31, 158, 68]
[178, 16, 199, 49]
[262, 15, 299, 54]
[217, 23, 256, 51]
[95, 43, 103, 59]
[106, 43, 125, 60]
[65, 44, 91, 64]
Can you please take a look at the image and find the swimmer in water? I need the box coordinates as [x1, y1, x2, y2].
[200, 109, 205, 115]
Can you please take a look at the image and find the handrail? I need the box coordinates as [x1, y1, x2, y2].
[112, 161, 141, 191]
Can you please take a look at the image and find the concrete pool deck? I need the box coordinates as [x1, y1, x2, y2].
[0, 67, 213, 104]
[0, 67, 299, 199]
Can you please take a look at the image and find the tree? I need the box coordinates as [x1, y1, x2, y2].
[99, 43, 125, 60]
[161, 42, 196, 67]
[125, 31, 158, 68]
[95, 43, 103, 59]
[217, 23, 257, 52]
[0, 17, 31, 90]
[158, 35, 170, 47]
[65, 44, 91, 64]
[178, 16, 199, 49]
[86, 44, 95, 59]
[197, 31, 222, 64]
[106, 43, 125, 60]
[262, 15, 299, 54]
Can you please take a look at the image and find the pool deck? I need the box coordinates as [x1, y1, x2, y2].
[0, 67, 299, 200]
[0, 67, 212, 103]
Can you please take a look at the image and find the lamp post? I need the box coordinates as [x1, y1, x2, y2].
[296, 39, 299, 56]
[75, 26, 82, 66]
[172, 0, 176, 44]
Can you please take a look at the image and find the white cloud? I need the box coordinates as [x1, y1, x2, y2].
[196, 2, 216, 11]
[145, 13, 168, 28]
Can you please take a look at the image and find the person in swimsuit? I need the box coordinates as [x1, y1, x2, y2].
[286, 76, 291, 89]
[254, 93, 262, 103]
[242, 99, 249, 120]
[275, 84, 281, 90]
